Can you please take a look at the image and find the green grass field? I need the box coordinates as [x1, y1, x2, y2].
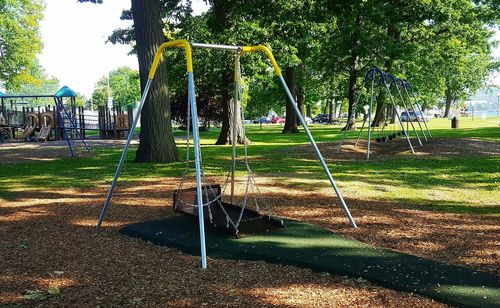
[1, 117, 499, 215]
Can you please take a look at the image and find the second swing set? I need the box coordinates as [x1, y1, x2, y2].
[96, 40, 357, 269]
[338, 68, 432, 160]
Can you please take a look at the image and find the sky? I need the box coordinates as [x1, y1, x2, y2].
[38, 0, 209, 97]
[38, 1, 498, 98]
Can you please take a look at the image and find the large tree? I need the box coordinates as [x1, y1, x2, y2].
[79, 0, 180, 163]
[0, 0, 45, 90]
[431, 0, 495, 117]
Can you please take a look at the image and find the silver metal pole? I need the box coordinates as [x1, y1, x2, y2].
[278, 76, 357, 228]
[337, 84, 365, 153]
[366, 75, 376, 160]
[354, 117, 367, 147]
[402, 85, 427, 142]
[97, 79, 152, 230]
[393, 83, 422, 147]
[384, 82, 415, 154]
[188, 72, 208, 270]
[191, 42, 240, 51]
[231, 55, 240, 205]
[409, 86, 432, 138]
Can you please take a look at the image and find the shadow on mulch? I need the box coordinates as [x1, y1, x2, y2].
[121, 216, 500, 308]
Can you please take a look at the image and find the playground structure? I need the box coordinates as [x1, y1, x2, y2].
[337, 68, 432, 160]
[0, 87, 135, 154]
[0, 86, 90, 157]
[96, 40, 358, 270]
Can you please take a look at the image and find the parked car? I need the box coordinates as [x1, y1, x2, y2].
[271, 116, 285, 124]
[253, 116, 271, 124]
[312, 114, 330, 123]
[400, 111, 429, 122]
[304, 116, 313, 124]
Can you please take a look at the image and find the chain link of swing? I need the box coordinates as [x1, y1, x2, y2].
[173, 52, 281, 234]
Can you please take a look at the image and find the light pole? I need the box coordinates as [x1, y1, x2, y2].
[103, 37, 112, 111]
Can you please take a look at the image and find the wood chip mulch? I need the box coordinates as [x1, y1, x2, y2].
[1, 182, 444, 307]
[1, 137, 498, 306]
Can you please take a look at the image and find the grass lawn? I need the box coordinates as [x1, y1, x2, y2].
[2, 117, 498, 215]
[0, 116, 498, 306]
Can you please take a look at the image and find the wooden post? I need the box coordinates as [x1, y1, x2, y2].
[113, 105, 117, 139]
[98, 106, 104, 139]
[37, 106, 41, 130]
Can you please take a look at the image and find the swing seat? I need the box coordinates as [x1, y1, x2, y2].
[381, 136, 387, 142]
[388, 135, 393, 140]
[376, 137, 382, 143]
[173, 185, 284, 238]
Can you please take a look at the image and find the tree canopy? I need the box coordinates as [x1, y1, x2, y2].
[91, 66, 140, 108]
[0, 0, 45, 90]
[79, 0, 498, 157]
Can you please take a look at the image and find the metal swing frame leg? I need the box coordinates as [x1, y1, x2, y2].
[230, 53, 241, 205]
[96, 40, 209, 270]
[54, 97, 74, 158]
[354, 116, 367, 148]
[383, 82, 415, 154]
[402, 85, 427, 142]
[366, 72, 376, 160]
[392, 81, 422, 147]
[188, 71, 208, 269]
[97, 78, 152, 230]
[278, 76, 357, 228]
[407, 83, 432, 138]
[240, 45, 357, 228]
[338, 78, 366, 153]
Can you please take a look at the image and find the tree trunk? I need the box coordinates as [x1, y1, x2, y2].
[306, 105, 312, 118]
[372, 91, 386, 127]
[342, 15, 361, 132]
[328, 99, 334, 123]
[443, 88, 454, 118]
[215, 71, 247, 145]
[282, 66, 299, 133]
[133, 0, 178, 163]
[373, 25, 399, 127]
[342, 59, 358, 131]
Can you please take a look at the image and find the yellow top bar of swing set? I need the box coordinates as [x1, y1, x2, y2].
[148, 40, 282, 80]
[234, 45, 282, 81]
[241, 45, 282, 77]
[148, 39, 193, 79]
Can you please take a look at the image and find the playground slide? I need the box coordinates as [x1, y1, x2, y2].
[38, 125, 51, 142]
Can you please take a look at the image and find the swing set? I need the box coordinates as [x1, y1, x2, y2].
[338, 68, 431, 160]
[96, 40, 357, 269]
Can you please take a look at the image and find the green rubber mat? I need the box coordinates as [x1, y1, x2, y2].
[120, 216, 500, 308]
